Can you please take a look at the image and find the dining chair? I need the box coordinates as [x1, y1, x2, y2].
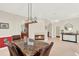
[8, 42, 26, 56]
[8, 43, 19, 56]
[34, 42, 54, 56]
[39, 42, 54, 56]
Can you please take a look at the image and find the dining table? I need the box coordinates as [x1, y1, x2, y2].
[13, 39, 49, 56]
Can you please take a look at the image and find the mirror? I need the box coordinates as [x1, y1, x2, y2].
[64, 23, 73, 31]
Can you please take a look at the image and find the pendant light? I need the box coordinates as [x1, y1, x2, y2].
[27, 3, 37, 24]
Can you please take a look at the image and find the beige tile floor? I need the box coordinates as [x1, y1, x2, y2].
[47, 38, 79, 56]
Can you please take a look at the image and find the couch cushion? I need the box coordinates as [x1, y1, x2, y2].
[0, 37, 12, 48]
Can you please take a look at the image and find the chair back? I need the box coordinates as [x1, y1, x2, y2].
[8, 43, 19, 56]
[40, 42, 54, 56]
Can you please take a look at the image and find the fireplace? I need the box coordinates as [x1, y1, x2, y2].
[35, 35, 44, 40]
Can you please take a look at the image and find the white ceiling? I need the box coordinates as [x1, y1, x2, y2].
[0, 3, 79, 20]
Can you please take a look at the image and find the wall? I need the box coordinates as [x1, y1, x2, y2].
[0, 10, 51, 42]
[29, 20, 48, 41]
[52, 17, 79, 42]
[57, 17, 79, 33]
[47, 23, 52, 37]
[0, 10, 26, 37]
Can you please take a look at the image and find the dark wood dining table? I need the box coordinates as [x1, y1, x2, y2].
[13, 40, 49, 56]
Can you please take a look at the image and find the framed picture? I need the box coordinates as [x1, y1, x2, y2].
[0, 23, 9, 29]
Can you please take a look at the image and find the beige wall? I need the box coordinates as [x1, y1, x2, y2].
[29, 20, 48, 41]
[58, 19, 79, 33]
[0, 10, 25, 37]
[52, 17, 79, 42]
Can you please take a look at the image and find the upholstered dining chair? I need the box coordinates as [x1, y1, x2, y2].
[34, 42, 54, 56]
[8, 43, 19, 56]
[8, 42, 25, 56]
[39, 42, 54, 56]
